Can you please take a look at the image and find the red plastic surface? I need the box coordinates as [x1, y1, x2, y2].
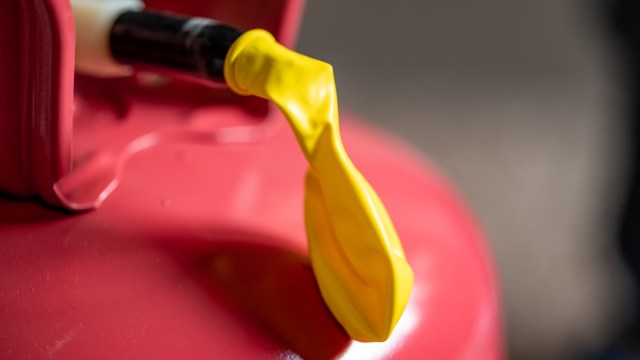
[0, 0, 74, 204]
[0, 115, 501, 359]
[0, 0, 302, 209]
[0, 0, 502, 358]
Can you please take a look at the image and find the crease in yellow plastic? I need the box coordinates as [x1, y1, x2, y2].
[224, 29, 414, 342]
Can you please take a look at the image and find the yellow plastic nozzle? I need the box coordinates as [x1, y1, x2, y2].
[224, 29, 413, 342]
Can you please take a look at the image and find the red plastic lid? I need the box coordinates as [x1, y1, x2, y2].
[0, 0, 303, 210]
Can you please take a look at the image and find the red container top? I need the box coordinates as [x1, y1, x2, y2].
[0, 0, 303, 210]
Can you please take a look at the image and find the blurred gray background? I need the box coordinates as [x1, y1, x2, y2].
[296, 0, 631, 358]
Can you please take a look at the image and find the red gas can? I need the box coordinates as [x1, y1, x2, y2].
[0, 0, 502, 359]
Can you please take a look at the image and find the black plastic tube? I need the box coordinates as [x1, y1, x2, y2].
[110, 10, 242, 82]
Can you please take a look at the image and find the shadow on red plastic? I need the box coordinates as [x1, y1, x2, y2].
[189, 242, 352, 359]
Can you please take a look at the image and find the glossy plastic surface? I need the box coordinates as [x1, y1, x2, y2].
[0, 0, 501, 358]
[225, 29, 413, 341]
[0, 0, 303, 209]
[0, 114, 501, 359]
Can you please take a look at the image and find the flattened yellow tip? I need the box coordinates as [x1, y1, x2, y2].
[224, 29, 414, 341]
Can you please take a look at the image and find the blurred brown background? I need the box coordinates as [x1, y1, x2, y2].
[296, 0, 631, 358]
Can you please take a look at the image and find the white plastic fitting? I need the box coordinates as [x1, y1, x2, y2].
[72, 0, 144, 77]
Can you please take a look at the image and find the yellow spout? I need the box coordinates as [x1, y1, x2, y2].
[224, 29, 413, 342]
